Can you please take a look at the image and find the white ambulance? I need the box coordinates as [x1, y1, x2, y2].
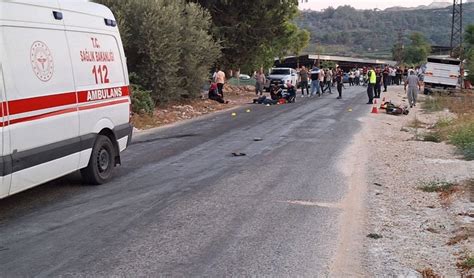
[0, 0, 132, 199]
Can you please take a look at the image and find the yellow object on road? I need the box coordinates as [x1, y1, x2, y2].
[231, 112, 237, 117]
[246, 109, 251, 113]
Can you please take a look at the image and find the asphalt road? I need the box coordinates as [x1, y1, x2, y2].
[0, 86, 369, 277]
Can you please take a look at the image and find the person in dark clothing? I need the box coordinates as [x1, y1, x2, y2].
[285, 82, 296, 103]
[335, 67, 344, 99]
[375, 68, 383, 98]
[270, 83, 283, 100]
[310, 65, 321, 97]
[395, 67, 402, 85]
[208, 83, 228, 104]
[382, 66, 389, 92]
[402, 68, 409, 85]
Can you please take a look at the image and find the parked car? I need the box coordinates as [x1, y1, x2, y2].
[264, 68, 298, 91]
[343, 73, 350, 83]
[239, 74, 251, 80]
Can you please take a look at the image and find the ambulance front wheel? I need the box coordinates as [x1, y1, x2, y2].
[81, 135, 116, 185]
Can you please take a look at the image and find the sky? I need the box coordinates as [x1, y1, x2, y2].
[298, 0, 439, 11]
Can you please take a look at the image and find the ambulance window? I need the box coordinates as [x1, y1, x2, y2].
[66, 32, 126, 91]
[2, 27, 75, 101]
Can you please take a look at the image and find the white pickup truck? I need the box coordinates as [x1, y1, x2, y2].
[424, 56, 461, 90]
[264, 68, 298, 91]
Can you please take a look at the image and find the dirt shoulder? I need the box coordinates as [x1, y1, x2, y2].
[358, 86, 474, 276]
[132, 84, 257, 130]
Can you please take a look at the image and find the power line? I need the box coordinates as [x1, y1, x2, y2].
[450, 0, 463, 56]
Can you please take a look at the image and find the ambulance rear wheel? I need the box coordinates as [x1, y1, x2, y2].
[81, 135, 116, 185]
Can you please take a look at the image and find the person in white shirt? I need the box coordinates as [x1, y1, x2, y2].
[319, 68, 325, 95]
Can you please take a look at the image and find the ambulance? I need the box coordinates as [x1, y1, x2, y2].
[0, 0, 132, 199]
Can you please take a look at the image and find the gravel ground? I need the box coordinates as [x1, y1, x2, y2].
[360, 86, 474, 277]
[132, 84, 257, 130]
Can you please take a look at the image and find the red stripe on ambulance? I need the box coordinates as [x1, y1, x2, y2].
[1, 86, 130, 126]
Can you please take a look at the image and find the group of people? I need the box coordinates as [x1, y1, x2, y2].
[365, 65, 422, 107]
[299, 65, 345, 100]
[209, 64, 423, 109]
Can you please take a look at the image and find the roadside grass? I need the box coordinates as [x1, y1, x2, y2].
[408, 117, 427, 128]
[434, 117, 453, 129]
[418, 181, 456, 193]
[418, 268, 441, 278]
[422, 97, 444, 112]
[421, 131, 442, 143]
[458, 256, 474, 270]
[421, 94, 474, 160]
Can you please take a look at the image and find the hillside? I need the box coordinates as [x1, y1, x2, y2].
[297, 3, 474, 58]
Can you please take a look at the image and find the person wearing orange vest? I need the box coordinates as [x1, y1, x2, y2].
[367, 66, 376, 104]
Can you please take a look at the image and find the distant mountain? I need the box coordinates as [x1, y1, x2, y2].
[385, 1, 451, 12]
[297, 3, 474, 58]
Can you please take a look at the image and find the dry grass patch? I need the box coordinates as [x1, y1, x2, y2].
[418, 267, 442, 278]
[458, 256, 474, 271]
[422, 94, 474, 160]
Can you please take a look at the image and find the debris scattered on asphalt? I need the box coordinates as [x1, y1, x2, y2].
[246, 109, 251, 113]
[253, 138, 263, 142]
[232, 152, 247, 157]
[367, 233, 383, 239]
[374, 182, 383, 187]
[231, 112, 237, 117]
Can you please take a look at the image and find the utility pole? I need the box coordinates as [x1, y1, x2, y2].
[315, 40, 321, 67]
[450, 0, 464, 91]
[394, 28, 404, 65]
[450, 0, 463, 57]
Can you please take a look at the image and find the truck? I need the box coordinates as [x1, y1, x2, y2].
[264, 68, 299, 92]
[423, 56, 461, 92]
[0, 0, 132, 199]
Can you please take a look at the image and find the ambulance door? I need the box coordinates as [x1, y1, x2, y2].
[2, 9, 80, 195]
[60, 5, 130, 169]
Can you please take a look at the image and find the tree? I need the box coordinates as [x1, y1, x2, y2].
[465, 25, 474, 46]
[187, 0, 309, 72]
[465, 25, 474, 84]
[94, 0, 221, 104]
[403, 32, 431, 65]
[292, 28, 311, 68]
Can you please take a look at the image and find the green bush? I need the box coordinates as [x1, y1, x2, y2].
[94, 0, 221, 104]
[449, 123, 474, 160]
[422, 132, 442, 143]
[418, 181, 455, 193]
[130, 84, 154, 115]
[467, 54, 474, 84]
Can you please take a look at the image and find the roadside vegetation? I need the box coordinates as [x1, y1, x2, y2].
[418, 180, 455, 193]
[298, 4, 474, 58]
[94, 0, 310, 117]
[458, 256, 474, 271]
[421, 95, 474, 160]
